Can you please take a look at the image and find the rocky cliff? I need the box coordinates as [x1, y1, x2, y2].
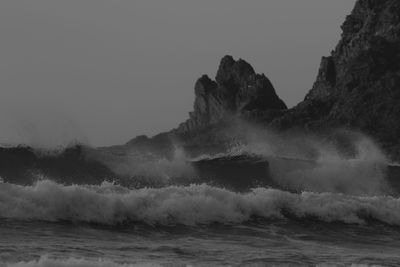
[118, 0, 400, 159]
[176, 55, 287, 133]
[271, 0, 400, 158]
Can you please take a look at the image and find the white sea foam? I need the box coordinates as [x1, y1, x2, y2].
[1, 180, 399, 226]
[207, 122, 392, 196]
[1, 255, 159, 267]
[93, 146, 196, 181]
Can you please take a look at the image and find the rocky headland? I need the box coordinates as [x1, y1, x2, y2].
[120, 0, 400, 160]
[271, 0, 400, 159]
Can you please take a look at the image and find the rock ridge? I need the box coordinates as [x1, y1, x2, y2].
[271, 0, 400, 158]
[122, 0, 400, 159]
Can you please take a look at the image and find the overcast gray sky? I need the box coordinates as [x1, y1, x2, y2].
[0, 0, 356, 147]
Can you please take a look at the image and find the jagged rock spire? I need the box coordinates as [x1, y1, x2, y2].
[177, 56, 287, 133]
[272, 0, 400, 158]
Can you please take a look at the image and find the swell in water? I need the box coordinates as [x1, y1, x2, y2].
[1, 127, 398, 227]
[1, 180, 400, 226]
[1, 129, 400, 267]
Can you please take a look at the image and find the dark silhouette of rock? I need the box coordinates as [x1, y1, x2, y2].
[271, 0, 400, 159]
[177, 55, 287, 133]
[120, 0, 400, 158]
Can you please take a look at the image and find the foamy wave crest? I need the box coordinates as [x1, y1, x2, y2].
[212, 123, 391, 195]
[2, 255, 158, 267]
[1, 180, 400, 226]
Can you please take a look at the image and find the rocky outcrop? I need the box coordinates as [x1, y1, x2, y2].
[176, 56, 287, 133]
[271, 0, 400, 159]
[115, 0, 400, 160]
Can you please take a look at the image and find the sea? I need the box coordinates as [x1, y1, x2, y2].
[1, 135, 400, 266]
[1, 179, 400, 266]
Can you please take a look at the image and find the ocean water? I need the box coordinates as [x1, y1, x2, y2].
[1, 132, 400, 266]
[1, 181, 400, 267]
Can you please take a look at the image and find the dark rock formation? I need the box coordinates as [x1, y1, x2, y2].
[176, 55, 287, 133]
[271, 0, 400, 159]
[98, 0, 400, 161]
[115, 56, 287, 157]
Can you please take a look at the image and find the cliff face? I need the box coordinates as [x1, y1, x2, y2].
[120, 0, 400, 159]
[272, 0, 400, 157]
[177, 55, 287, 133]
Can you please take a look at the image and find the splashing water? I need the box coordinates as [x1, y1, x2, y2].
[1, 180, 400, 226]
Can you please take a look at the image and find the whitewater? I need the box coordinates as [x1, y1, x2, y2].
[1, 131, 400, 266]
[1, 180, 400, 226]
[1, 179, 400, 266]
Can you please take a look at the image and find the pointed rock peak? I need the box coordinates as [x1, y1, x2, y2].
[197, 74, 214, 85]
[219, 55, 235, 68]
[216, 55, 255, 86]
[175, 55, 288, 134]
[194, 75, 217, 96]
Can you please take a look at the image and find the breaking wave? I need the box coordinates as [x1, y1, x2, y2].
[1, 180, 400, 226]
[204, 126, 393, 196]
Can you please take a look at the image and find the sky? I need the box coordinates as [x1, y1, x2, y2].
[0, 0, 356, 147]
